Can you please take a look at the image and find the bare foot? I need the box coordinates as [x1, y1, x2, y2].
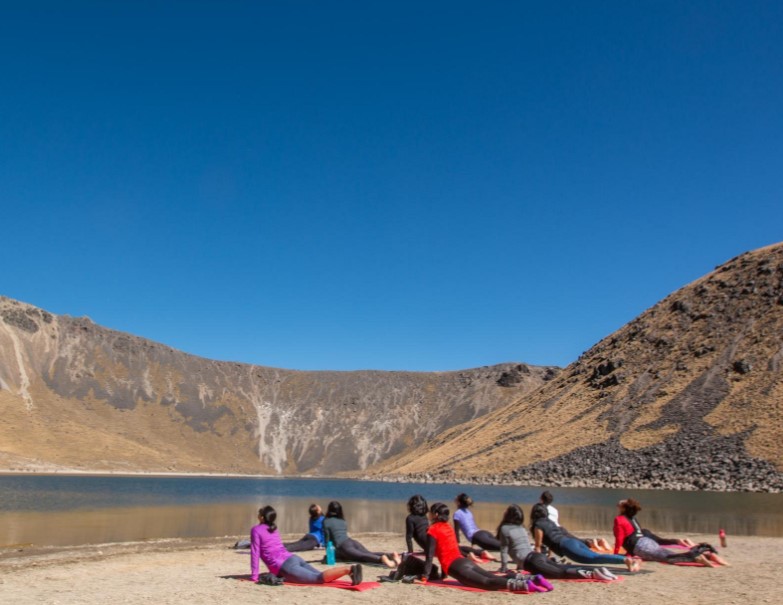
[707, 552, 730, 566]
[481, 550, 497, 561]
[695, 554, 717, 568]
[381, 554, 395, 569]
[625, 556, 642, 572]
[392, 552, 402, 566]
[468, 552, 481, 563]
[680, 539, 696, 547]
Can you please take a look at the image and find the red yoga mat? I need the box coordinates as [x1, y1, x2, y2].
[423, 579, 532, 593]
[238, 576, 381, 591]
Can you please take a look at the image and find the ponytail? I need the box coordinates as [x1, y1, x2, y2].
[259, 505, 278, 533]
[430, 502, 450, 523]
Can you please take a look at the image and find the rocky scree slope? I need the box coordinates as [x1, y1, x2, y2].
[369, 243, 783, 492]
[0, 297, 557, 474]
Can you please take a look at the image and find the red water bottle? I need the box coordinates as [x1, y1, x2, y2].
[719, 529, 727, 548]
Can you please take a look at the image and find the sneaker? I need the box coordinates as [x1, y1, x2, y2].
[531, 574, 554, 591]
[577, 569, 595, 579]
[601, 567, 618, 580]
[505, 571, 532, 581]
[350, 564, 363, 586]
[506, 578, 530, 592]
[593, 567, 616, 581]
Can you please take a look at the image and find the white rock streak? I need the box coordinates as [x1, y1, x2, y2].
[2, 323, 34, 411]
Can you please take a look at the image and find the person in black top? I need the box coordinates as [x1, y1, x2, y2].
[404, 494, 494, 560]
[530, 503, 640, 572]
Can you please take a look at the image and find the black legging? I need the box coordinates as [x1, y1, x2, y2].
[396, 554, 440, 581]
[284, 533, 319, 552]
[336, 538, 390, 565]
[471, 529, 501, 551]
[642, 528, 680, 546]
[523, 552, 589, 580]
[448, 558, 508, 590]
[663, 545, 713, 564]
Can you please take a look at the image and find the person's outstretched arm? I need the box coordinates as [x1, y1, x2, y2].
[421, 534, 438, 581]
[249, 526, 262, 582]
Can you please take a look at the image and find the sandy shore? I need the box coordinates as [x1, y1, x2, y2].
[0, 533, 779, 605]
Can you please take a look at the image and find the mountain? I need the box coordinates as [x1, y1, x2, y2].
[368, 243, 783, 492]
[0, 297, 557, 474]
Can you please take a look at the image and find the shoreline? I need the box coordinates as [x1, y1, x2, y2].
[3, 468, 780, 494]
[1, 532, 779, 605]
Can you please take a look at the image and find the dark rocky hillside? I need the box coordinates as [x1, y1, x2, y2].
[370, 243, 783, 492]
[0, 297, 556, 474]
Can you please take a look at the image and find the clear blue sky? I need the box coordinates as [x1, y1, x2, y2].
[2, 1, 781, 371]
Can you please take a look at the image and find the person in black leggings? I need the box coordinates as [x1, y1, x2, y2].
[453, 493, 502, 552]
[405, 494, 495, 561]
[322, 501, 401, 568]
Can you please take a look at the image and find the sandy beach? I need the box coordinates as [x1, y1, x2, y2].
[1, 532, 780, 605]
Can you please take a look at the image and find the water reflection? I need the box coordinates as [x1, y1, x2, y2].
[1, 475, 782, 547]
[2, 496, 782, 548]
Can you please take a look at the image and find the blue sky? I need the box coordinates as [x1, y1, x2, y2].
[2, 1, 781, 371]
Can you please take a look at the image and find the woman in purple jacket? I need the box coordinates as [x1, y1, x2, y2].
[250, 505, 362, 585]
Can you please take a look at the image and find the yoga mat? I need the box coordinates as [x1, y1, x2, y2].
[285, 580, 381, 591]
[235, 576, 381, 590]
[423, 579, 532, 593]
[556, 575, 625, 583]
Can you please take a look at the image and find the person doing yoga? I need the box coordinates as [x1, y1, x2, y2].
[453, 493, 502, 552]
[283, 503, 325, 552]
[539, 491, 610, 550]
[614, 499, 728, 566]
[322, 501, 401, 568]
[540, 491, 560, 526]
[497, 504, 618, 581]
[405, 495, 494, 561]
[530, 503, 641, 572]
[250, 505, 362, 585]
[401, 502, 552, 592]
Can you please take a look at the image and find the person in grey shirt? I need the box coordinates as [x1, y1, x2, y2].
[323, 501, 400, 568]
[497, 504, 619, 582]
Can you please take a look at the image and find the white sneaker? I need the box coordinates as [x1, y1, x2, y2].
[577, 569, 594, 579]
[599, 567, 618, 580]
[593, 567, 616, 581]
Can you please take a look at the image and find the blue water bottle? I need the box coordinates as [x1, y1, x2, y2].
[326, 541, 336, 565]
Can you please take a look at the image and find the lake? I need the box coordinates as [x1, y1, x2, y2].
[1, 474, 781, 547]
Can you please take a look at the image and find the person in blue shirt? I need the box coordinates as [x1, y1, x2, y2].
[284, 503, 326, 552]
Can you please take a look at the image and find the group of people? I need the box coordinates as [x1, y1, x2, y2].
[246, 490, 728, 593]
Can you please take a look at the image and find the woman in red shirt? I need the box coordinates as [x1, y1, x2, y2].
[613, 499, 728, 566]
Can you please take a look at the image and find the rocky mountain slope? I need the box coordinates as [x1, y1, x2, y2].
[0, 298, 557, 474]
[368, 243, 783, 492]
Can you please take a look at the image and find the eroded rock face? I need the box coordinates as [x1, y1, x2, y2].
[371, 243, 783, 492]
[0, 296, 557, 475]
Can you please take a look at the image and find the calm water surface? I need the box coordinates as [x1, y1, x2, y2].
[1, 475, 781, 547]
